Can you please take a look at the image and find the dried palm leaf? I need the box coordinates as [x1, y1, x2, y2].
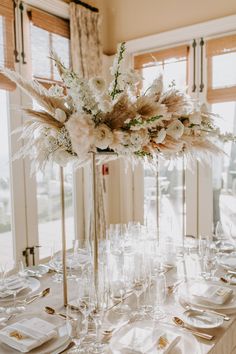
[1, 68, 69, 115]
[135, 96, 165, 118]
[24, 109, 63, 129]
[160, 90, 191, 115]
[104, 95, 136, 129]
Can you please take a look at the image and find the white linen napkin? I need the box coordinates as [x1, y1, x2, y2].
[118, 326, 180, 353]
[190, 283, 233, 305]
[0, 277, 27, 299]
[0, 317, 57, 352]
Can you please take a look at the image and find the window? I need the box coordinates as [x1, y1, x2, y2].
[134, 45, 189, 241]
[28, 8, 74, 259]
[206, 34, 236, 233]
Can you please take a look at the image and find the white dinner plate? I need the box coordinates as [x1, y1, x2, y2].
[24, 265, 49, 277]
[109, 320, 201, 354]
[179, 280, 236, 313]
[217, 252, 236, 270]
[182, 309, 224, 329]
[0, 313, 69, 354]
[0, 278, 40, 304]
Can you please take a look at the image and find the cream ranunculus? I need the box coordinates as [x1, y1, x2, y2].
[130, 129, 149, 148]
[94, 124, 113, 150]
[166, 120, 185, 140]
[154, 128, 166, 144]
[65, 113, 95, 158]
[89, 77, 106, 94]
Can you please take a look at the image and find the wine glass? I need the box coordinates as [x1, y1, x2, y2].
[5, 261, 27, 314]
[152, 272, 166, 320]
[132, 254, 145, 318]
[66, 305, 88, 353]
[49, 248, 63, 283]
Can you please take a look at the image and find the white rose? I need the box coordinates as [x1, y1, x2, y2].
[166, 120, 184, 140]
[55, 108, 67, 123]
[89, 77, 106, 93]
[94, 124, 113, 150]
[130, 129, 149, 147]
[154, 128, 166, 144]
[189, 111, 202, 125]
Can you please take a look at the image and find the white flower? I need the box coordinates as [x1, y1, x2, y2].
[94, 124, 113, 149]
[130, 129, 149, 147]
[189, 111, 202, 125]
[148, 74, 163, 96]
[166, 120, 184, 140]
[154, 128, 166, 144]
[55, 108, 67, 123]
[52, 149, 73, 167]
[65, 113, 95, 157]
[48, 85, 64, 97]
[89, 77, 106, 94]
[122, 69, 142, 86]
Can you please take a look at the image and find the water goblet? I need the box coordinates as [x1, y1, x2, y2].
[49, 249, 63, 283]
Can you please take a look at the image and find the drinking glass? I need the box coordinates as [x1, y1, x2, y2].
[5, 262, 27, 314]
[132, 254, 145, 318]
[49, 249, 63, 283]
[66, 305, 88, 353]
[203, 246, 218, 281]
[152, 272, 166, 320]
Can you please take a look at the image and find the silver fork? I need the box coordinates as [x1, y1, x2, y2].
[180, 299, 230, 321]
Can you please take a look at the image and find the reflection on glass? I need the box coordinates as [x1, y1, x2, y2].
[212, 102, 236, 236]
[37, 164, 74, 259]
[0, 90, 14, 264]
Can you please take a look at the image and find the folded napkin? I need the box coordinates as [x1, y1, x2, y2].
[220, 256, 236, 269]
[0, 277, 27, 299]
[118, 326, 180, 354]
[0, 317, 57, 352]
[190, 283, 233, 305]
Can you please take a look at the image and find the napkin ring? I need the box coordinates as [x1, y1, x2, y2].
[157, 336, 169, 349]
[10, 330, 26, 340]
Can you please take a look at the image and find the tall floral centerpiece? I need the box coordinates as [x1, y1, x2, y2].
[1, 43, 235, 306]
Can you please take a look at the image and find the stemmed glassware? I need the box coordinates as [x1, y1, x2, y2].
[66, 305, 88, 353]
[49, 248, 63, 283]
[152, 271, 166, 320]
[132, 253, 145, 318]
[5, 261, 28, 314]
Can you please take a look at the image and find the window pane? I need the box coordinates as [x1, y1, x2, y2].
[31, 25, 70, 82]
[142, 58, 187, 92]
[142, 56, 187, 240]
[0, 89, 14, 264]
[212, 53, 236, 89]
[212, 102, 236, 235]
[37, 164, 74, 259]
[31, 26, 51, 80]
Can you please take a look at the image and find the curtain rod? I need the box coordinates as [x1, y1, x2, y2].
[72, 0, 99, 13]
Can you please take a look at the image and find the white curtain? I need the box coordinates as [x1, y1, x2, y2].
[69, 2, 106, 244]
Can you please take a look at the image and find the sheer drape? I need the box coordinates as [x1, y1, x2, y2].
[69, 3, 106, 244]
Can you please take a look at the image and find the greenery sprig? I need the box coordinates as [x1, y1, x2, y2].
[110, 42, 126, 100]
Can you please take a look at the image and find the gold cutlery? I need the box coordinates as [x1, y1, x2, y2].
[172, 317, 214, 341]
[44, 306, 67, 319]
[181, 300, 230, 321]
[26, 288, 50, 305]
[167, 280, 184, 294]
[10, 330, 27, 340]
[57, 341, 75, 354]
[157, 335, 169, 350]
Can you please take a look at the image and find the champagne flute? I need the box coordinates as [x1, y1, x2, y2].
[49, 248, 63, 283]
[152, 272, 166, 320]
